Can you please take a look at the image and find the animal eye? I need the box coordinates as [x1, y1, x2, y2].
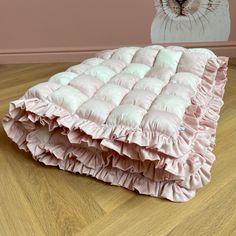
[207, 0, 219, 11]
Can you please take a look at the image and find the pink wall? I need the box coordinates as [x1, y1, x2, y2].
[227, 0, 236, 41]
[0, 0, 235, 64]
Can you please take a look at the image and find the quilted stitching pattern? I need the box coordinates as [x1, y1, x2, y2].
[48, 46, 210, 135]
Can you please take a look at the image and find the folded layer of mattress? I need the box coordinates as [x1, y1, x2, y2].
[2, 45, 228, 202]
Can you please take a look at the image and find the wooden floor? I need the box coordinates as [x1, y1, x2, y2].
[0, 60, 236, 236]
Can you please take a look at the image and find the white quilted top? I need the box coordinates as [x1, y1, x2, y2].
[39, 45, 214, 138]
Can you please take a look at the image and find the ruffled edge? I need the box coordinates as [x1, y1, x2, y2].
[8, 124, 196, 202]
[2, 98, 214, 183]
[2, 106, 207, 183]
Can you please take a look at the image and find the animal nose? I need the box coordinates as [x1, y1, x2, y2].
[175, 0, 188, 5]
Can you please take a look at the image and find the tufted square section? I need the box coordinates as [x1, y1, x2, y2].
[162, 83, 194, 102]
[49, 72, 78, 85]
[141, 111, 180, 136]
[132, 48, 160, 67]
[66, 64, 91, 75]
[69, 75, 104, 97]
[101, 59, 127, 73]
[121, 90, 156, 110]
[133, 78, 165, 95]
[112, 47, 140, 64]
[107, 104, 146, 128]
[84, 65, 116, 83]
[167, 46, 187, 53]
[47, 86, 88, 113]
[170, 72, 201, 91]
[145, 45, 164, 50]
[154, 48, 182, 72]
[94, 84, 129, 106]
[109, 73, 140, 90]
[24, 82, 61, 100]
[189, 48, 216, 58]
[76, 99, 115, 124]
[177, 52, 208, 77]
[96, 50, 115, 60]
[150, 95, 188, 119]
[123, 63, 150, 78]
[82, 58, 104, 66]
[146, 67, 173, 84]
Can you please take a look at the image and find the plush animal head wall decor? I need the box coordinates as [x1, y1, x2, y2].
[151, 0, 231, 43]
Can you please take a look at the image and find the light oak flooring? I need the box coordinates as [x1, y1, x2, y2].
[0, 60, 236, 236]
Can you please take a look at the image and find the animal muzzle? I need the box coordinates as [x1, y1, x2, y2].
[175, 0, 188, 5]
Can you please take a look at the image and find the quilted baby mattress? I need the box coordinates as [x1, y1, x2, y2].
[2, 45, 228, 202]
